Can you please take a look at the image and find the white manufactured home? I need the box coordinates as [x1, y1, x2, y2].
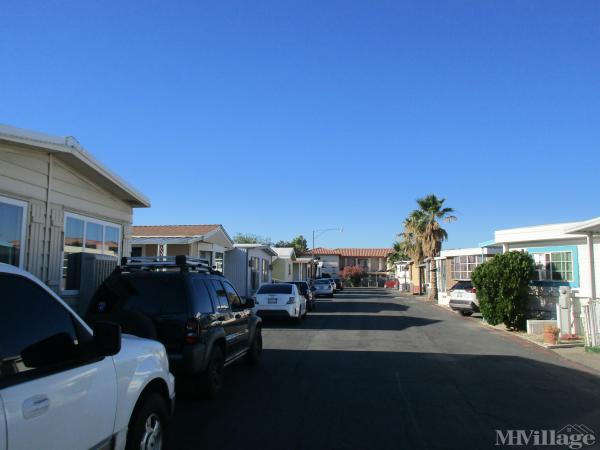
[482, 217, 600, 319]
[224, 244, 277, 297]
[0, 124, 149, 310]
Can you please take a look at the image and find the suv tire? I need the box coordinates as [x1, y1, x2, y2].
[245, 328, 262, 366]
[459, 311, 473, 317]
[201, 346, 225, 399]
[126, 393, 169, 450]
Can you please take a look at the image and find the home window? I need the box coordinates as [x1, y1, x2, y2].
[198, 251, 212, 266]
[451, 255, 482, 280]
[214, 252, 224, 272]
[262, 258, 269, 282]
[532, 251, 573, 282]
[0, 196, 27, 268]
[251, 256, 260, 290]
[62, 213, 121, 292]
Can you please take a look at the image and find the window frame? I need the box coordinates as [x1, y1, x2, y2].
[451, 255, 482, 280]
[61, 212, 122, 295]
[532, 251, 574, 282]
[0, 195, 28, 269]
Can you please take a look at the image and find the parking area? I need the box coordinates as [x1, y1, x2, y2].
[171, 288, 600, 450]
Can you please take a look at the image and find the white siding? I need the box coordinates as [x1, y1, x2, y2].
[0, 142, 135, 300]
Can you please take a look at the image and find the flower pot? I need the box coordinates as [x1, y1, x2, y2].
[543, 325, 559, 345]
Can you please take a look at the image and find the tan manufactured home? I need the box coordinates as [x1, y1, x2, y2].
[0, 124, 149, 310]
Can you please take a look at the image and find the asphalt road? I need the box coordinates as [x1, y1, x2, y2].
[171, 287, 600, 450]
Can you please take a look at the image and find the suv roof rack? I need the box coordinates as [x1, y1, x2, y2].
[119, 255, 220, 274]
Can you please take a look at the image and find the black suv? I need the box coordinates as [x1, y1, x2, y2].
[289, 281, 316, 311]
[86, 255, 262, 398]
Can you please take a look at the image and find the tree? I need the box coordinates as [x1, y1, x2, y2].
[414, 195, 456, 301]
[471, 251, 535, 330]
[340, 265, 365, 287]
[387, 241, 410, 265]
[399, 210, 426, 267]
[233, 233, 272, 245]
[274, 235, 308, 255]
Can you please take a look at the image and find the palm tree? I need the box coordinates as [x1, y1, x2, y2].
[415, 194, 456, 301]
[402, 210, 426, 264]
[387, 241, 409, 266]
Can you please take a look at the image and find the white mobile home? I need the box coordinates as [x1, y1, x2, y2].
[224, 244, 277, 297]
[483, 218, 600, 319]
[0, 124, 149, 309]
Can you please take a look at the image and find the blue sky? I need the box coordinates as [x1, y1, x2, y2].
[1, 1, 599, 249]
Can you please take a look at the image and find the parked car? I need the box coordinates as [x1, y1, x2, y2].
[448, 280, 479, 316]
[254, 282, 307, 322]
[313, 278, 334, 297]
[0, 262, 175, 450]
[332, 277, 344, 291]
[290, 280, 316, 311]
[86, 255, 262, 399]
[385, 279, 398, 289]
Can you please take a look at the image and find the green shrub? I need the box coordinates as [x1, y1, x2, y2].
[471, 251, 535, 330]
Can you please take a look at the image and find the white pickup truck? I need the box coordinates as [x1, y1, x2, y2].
[0, 263, 175, 450]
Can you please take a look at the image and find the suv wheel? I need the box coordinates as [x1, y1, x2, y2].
[245, 328, 262, 366]
[201, 347, 225, 399]
[459, 310, 473, 317]
[126, 393, 169, 450]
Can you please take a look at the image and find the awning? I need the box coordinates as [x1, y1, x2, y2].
[565, 217, 600, 235]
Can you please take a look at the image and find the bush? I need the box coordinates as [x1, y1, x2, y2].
[471, 251, 535, 330]
[340, 265, 365, 287]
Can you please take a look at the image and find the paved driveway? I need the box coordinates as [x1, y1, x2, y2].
[171, 288, 600, 450]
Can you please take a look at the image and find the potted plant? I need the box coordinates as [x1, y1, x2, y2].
[543, 325, 560, 345]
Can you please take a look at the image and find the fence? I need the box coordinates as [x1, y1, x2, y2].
[581, 298, 600, 347]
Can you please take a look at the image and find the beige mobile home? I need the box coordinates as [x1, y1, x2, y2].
[0, 124, 149, 309]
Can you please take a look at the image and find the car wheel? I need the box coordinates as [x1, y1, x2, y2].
[200, 347, 225, 399]
[245, 327, 262, 366]
[126, 393, 169, 450]
[459, 311, 473, 317]
[294, 308, 303, 324]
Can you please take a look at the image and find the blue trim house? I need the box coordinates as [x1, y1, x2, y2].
[482, 217, 600, 320]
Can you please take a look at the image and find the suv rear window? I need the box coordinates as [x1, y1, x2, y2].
[91, 274, 188, 316]
[314, 279, 330, 284]
[293, 282, 308, 293]
[451, 280, 473, 290]
[256, 284, 293, 294]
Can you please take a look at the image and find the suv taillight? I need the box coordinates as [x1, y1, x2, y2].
[185, 318, 200, 344]
[466, 288, 477, 293]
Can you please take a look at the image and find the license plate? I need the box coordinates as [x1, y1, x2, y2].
[455, 292, 463, 298]
[268, 297, 277, 304]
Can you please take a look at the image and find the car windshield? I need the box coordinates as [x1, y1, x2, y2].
[314, 279, 330, 285]
[256, 284, 293, 294]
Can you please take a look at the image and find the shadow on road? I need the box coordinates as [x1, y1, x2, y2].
[261, 314, 436, 331]
[172, 349, 600, 450]
[313, 301, 408, 313]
